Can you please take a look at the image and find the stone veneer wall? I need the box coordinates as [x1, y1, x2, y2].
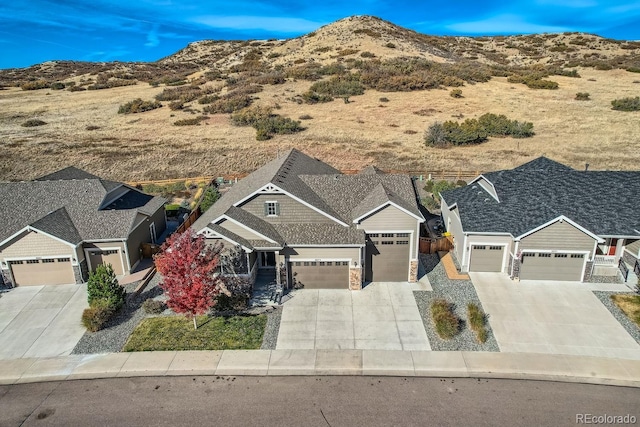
[582, 261, 594, 282]
[1, 269, 13, 287]
[511, 258, 521, 280]
[409, 260, 418, 283]
[349, 267, 362, 290]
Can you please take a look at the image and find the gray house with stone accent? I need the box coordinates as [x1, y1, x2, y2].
[441, 157, 640, 282]
[191, 149, 425, 290]
[0, 167, 166, 287]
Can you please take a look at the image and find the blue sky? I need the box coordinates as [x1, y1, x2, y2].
[1, 1, 639, 69]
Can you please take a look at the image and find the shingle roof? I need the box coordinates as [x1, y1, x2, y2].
[358, 165, 385, 175]
[36, 166, 101, 181]
[0, 169, 166, 245]
[206, 223, 254, 250]
[192, 149, 422, 248]
[442, 157, 640, 238]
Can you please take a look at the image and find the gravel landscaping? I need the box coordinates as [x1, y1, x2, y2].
[415, 254, 500, 352]
[260, 307, 282, 350]
[593, 291, 640, 344]
[72, 274, 163, 354]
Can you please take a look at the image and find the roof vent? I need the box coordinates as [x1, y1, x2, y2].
[484, 198, 490, 202]
[585, 163, 589, 171]
[472, 185, 477, 189]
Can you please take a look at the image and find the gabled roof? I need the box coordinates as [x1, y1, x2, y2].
[442, 157, 640, 238]
[0, 168, 166, 246]
[358, 165, 385, 175]
[192, 149, 424, 247]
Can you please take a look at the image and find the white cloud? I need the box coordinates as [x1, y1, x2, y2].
[145, 24, 160, 47]
[191, 15, 323, 33]
[446, 14, 570, 34]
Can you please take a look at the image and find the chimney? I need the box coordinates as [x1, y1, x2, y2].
[585, 163, 589, 171]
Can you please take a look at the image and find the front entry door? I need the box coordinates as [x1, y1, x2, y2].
[260, 251, 276, 268]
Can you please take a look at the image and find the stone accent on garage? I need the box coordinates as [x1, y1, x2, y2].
[409, 260, 418, 282]
[510, 257, 521, 280]
[73, 260, 89, 284]
[582, 260, 594, 282]
[349, 267, 362, 290]
[1, 268, 14, 288]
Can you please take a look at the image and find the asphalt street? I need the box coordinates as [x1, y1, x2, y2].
[1, 376, 638, 427]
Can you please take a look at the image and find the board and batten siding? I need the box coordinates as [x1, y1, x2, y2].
[239, 194, 334, 224]
[519, 220, 596, 256]
[217, 219, 264, 240]
[0, 230, 75, 261]
[285, 247, 359, 261]
[357, 205, 417, 231]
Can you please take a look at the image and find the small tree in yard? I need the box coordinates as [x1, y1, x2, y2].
[154, 231, 223, 329]
[87, 264, 125, 311]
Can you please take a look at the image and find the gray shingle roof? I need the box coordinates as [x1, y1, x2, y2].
[358, 165, 385, 175]
[442, 157, 640, 238]
[0, 169, 166, 245]
[192, 149, 422, 248]
[36, 166, 101, 181]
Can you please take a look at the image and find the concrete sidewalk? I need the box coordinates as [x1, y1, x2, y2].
[1, 350, 639, 388]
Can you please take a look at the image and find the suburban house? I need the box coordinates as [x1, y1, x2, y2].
[191, 149, 425, 290]
[0, 167, 166, 287]
[440, 157, 640, 282]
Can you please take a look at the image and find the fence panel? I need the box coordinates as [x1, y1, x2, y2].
[419, 237, 453, 254]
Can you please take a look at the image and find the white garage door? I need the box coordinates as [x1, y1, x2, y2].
[520, 252, 585, 281]
[9, 258, 75, 286]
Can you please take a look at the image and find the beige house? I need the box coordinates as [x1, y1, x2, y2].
[0, 167, 166, 287]
[191, 149, 425, 290]
[441, 157, 640, 282]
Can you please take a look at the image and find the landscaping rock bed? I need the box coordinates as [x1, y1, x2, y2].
[594, 291, 640, 344]
[415, 254, 500, 352]
[72, 274, 163, 354]
[260, 307, 282, 350]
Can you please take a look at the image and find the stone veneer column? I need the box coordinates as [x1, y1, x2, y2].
[349, 267, 362, 290]
[409, 260, 418, 283]
[582, 261, 594, 282]
[511, 259, 521, 280]
[1, 269, 13, 287]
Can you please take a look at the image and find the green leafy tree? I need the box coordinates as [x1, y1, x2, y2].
[200, 186, 220, 212]
[87, 264, 125, 311]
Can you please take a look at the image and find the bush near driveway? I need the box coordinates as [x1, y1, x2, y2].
[123, 315, 267, 351]
[431, 299, 460, 339]
[610, 294, 640, 327]
[467, 303, 488, 343]
[82, 264, 125, 332]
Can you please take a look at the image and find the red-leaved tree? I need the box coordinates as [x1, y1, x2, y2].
[154, 230, 222, 329]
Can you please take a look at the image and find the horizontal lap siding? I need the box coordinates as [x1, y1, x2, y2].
[519, 221, 595, 256]
[0, 230, 74, 261]
[357, 205, 416, 230]
[239, 194, 334, 224]
[442, 204, 465, 264]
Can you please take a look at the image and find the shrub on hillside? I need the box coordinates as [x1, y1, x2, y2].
[50, 82, 66, 90]
[425, 113, 533, 147]
[20, 80, 50, 90]
[173, 116, 208, 126]
[202, 94, 252, 114]
[21, 119, 47, 127]
[611, 96, 640, 111]
[307, 75, 365, 97]
[118, 98, 162, 114]
[168, 101, 184, 110]
[231, 106, 304, 140]
[450, 89, 463, 98]
[507, 74, 559, 89]
[575, 92, 590, 101]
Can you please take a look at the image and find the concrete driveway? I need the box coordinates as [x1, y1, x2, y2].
[0, 284, 88, 360]
[276, 282, 431, 351]
[470, 273, 640, 360]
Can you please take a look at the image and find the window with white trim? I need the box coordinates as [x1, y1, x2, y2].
[264, 201, 279, 217]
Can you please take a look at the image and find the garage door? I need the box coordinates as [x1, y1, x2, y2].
[88, 249, 124, 275]
[290, 261, 349, 289]
[9, 258, 75, 286]
[520, 252, 585, 281]
[365, 233, 410, 282]
[469, 245, 505, 272]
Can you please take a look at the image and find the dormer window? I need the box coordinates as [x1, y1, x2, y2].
[264, 201, 280, 217]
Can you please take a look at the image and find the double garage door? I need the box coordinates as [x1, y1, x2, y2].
[520, 252, 585, 281]
[8, 258, 75, 286]
[290, 261, 349, 289]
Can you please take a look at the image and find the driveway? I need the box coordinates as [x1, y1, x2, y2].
[470, 272, 640, 360]
[0, 284, 88, 359]
[276, 282, 431, 351]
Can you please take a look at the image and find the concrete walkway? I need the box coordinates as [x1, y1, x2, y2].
[471, 272, 640, 360]
[277, 282, 432, 351]
[1, 350, 639, 387]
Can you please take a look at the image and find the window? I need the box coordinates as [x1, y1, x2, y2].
[571, 254, 584, 259]
[554, 254, 568, 258]
[489, 246, 502, 250]
[319, 262, 325, 266]
[342, 261, 349, 266]
[369, 234, 379, 238]
[264, 201, 279, 216]
[372, 241, 379, 245]
[474, 246, 487, 250]
[10, 260, 23, 265]
[381, 233, 394, 238]
[42, 259, 55, 263]
[303, 262, 309, 266]
[326, 262, 333, 266]
[295, 262, 301, 266]
[396, 233, 410, 238]
[539, 253, 551, 258]
[57, 258, 70, 262]
[381, 241, 394, 245]
[396, 241, 409, 245]
[26, 259, 39, 264]
[522, 253, 534, 258]
[310, 262, 317, 266]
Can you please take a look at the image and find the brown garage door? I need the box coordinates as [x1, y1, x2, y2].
[290, 261, 349, 289]
[469, 245, 505, 272]
[520, 252, 585, 281]
[365, 233, 410, 282]
[88, 249, 124, 275]
[9, 258, 75, 286]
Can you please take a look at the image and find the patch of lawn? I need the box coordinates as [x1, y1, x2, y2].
[123, 315, 267, 352]
[611, 294, 640, 328]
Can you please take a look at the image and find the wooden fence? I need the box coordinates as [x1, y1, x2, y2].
[419, 236, 454, 254]
[175, 206, 202, 235]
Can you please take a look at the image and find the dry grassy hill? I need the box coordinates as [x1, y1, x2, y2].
[1, 15, 639, 181]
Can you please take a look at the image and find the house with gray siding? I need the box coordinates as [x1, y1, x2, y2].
[191, 149, 425, 290]
[0, 167, 166, 287]
[441, 157, 640, 282]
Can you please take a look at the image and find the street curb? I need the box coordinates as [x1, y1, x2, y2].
[1, 350, 639, 388]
